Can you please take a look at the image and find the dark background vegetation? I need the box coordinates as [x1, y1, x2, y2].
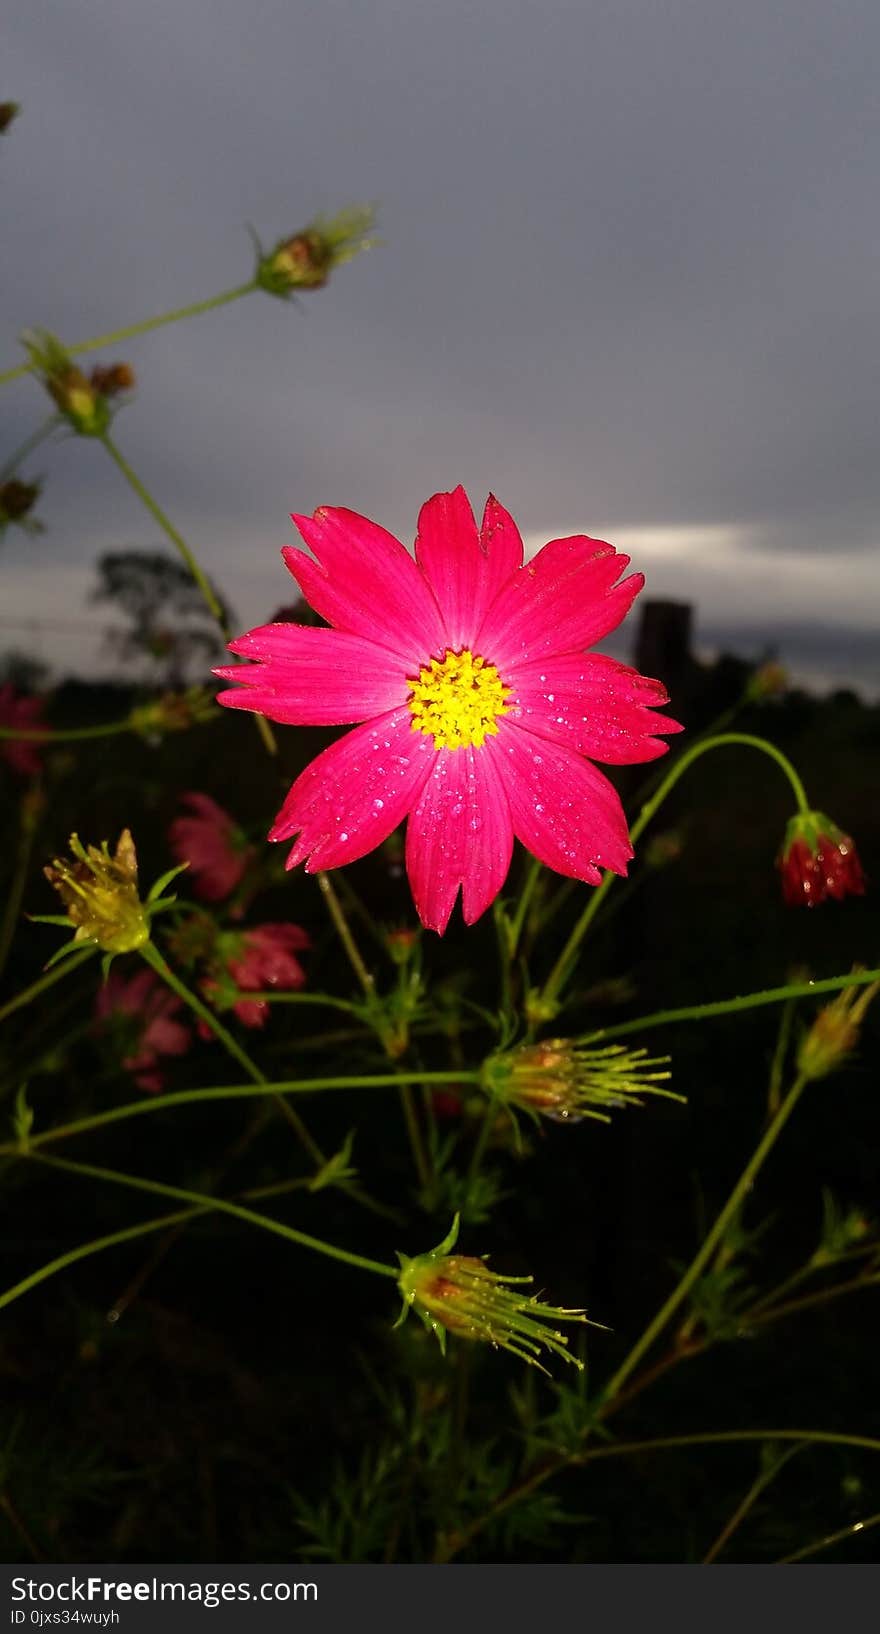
[1, 645, 877, 1563]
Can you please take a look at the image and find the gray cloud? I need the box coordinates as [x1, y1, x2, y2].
[3, 0, 879, 690]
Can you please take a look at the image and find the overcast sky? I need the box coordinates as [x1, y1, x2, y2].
[3, 0, 879, 694]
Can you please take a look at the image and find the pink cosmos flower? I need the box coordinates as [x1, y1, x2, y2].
[94, 967, 191, 1094]
[215, 488, 682, 933]
[0, 683, 47, 778]
[168, 792, 255, 904]
[203, 922, 311, 1028]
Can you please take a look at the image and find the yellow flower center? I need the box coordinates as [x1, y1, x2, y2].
[407, 648, 511, 751]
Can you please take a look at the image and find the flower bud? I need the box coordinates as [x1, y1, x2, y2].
[481, 1039, 678, 1124]
[129, 688, 217, 738]
[255, 205, 378, 298]
[89, 362, 136, 397]
[396, 1216, 589, 1371]
[797, 977, 879, 1081]
[777, 810, 865, 907]
[24, 332, 111, 436]
[0, 478, 42, 536]
[746, 660, 788, 702]
[0, 103, 19, 134]
[44, 829, 149, 953]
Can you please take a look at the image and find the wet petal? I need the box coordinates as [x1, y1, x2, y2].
[282, 506, 447, 663]
[493, 719, 632, 881]
[269, 708, 436, 871]
[215, 624, 409, 724]
[508, 652, 683, 763]
[477, 536, 643, 670]
[414, 488, 524, 650]
[405, 742, 514, 932]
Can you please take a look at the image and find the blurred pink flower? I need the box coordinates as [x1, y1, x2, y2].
[168, 792, 255, 903]
[203, 922, 310, 1029]
[0, 684, 47, 778]
[216, 488, 681, 932]
[95, 967, 191, 1094]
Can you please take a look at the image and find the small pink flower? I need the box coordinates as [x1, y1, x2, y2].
[205, 922, 311, 1028]
[168, 792, 255, 903]
[94, 967, 191, 1093]
[0, 684, 47, 778]
[216, 488, 682, 932]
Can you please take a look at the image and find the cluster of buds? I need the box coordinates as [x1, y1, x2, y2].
[42, 829, 183, 961]
[254, 205, 378, 298]
[129, 688, 217, 741]
[777, 809, 865, 907]
[396, 1216, 589, 1371]
[0, 478, 43, 538]
[23, 332, 134, 436]
[797, 975, 879, 1082]
[480, 1039, 678, 1124]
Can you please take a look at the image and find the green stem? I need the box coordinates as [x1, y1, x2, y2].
[397, 1077, 431, 1192]
[0, 719, 130, 743]
[776, 1510, 880, 1566]
[0, 1206, 201, 1311]
[702, 1441, 805, 1563]
[0, 946, 97, 1026]
[98, 430, 277, 756]
[139, 940, 324, 1166]
[31, 1151, 398, 1279]
[602, 1073, 809, 1404]
[0, 1070, 477, 1155]
[0, 789, 38, 982]
[0, 283, 257, 388]
[540, 731, 811, 1010]
[237, 989, 362, 1016]
[438, 1427, 880, 1563]
[508, 855, 543, 955]
[0, 414, 60, 481]
[99, 431, 227, 627]
[589, 967, 880, 1045]
[140, 941, 261, 1084]
[316, 872, 375, 998]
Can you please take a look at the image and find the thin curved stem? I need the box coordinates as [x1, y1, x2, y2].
[602, 1073, 808, 1404]
[31, 1151, 398, 1279]
[540, 732, 811, 1009]
[0, 1069, 476, 1156]
[775, 1510, 880, 1565]
[0, 1205, 202, 1311]
[0, 719, 129, 743]
[0, 946, 97, 1025]
[316, 872, 375, 998]
[702, 1441, 806, 1563]
[438, 1428, 880, 1562]
[0, 414, 60, 481]
[0, 789, 38, 981]
[230, 990, 362, 1015]
[140, 941, 262, 1085]
[589, 967, 880, 1045]
[99, 432, 227, 626]
[0, 282, 257, 388]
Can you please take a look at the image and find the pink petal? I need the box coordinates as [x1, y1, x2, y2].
[282, 506, 447, 663]
[268, 708, 436, 871]
[509, 653, 683, 763]
[215, 624, 410, 725]
[413, 488, 523, 650]
[493, 719, 633, 881]
[476, 536, 643, 670]
[405, 744, 514, 933]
